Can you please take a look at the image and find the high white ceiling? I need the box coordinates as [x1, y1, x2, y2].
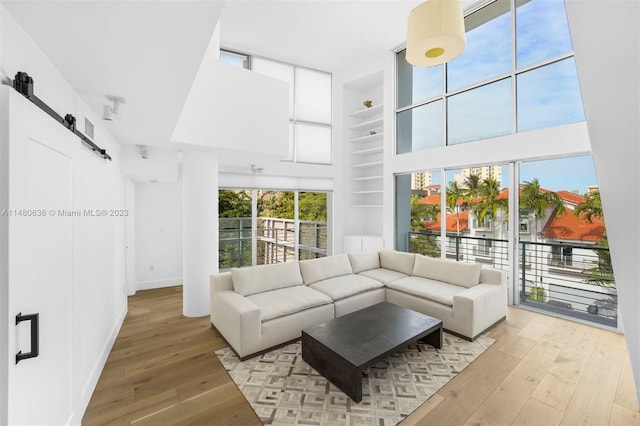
[2, 0, 224, 146]
[219, 0, 423, 72]
[2, 0, 482, 148]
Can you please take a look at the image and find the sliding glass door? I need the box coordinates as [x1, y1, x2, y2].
[395, 156, 616, 328]
[218, 189, 330, 270]
[517, 156, 616, 327]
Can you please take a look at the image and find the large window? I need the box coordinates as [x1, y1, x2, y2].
[397, 101, 443, 154]
[518, 156, 615, 327]
[516, 58, 585, 132]
[253, 57, 332, 164]
[218, 189, 252, 269]
[398, 157, 616, 328]
[218, 189, 330, 270]
[516, 0, 573, 68]
[446, 1, 511, 92]
[447, 78, 512, 144]
[398, 164, 509, 266]
[393, 0, 615, 330]
[396, 0, 584, 152]
[257, 191, 295, 264]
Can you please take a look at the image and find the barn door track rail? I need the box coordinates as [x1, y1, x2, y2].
[9, 72, 112, 161]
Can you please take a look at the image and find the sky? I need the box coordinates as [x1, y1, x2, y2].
[519, 155, 597, 194]
[406, 0, 597, 195]
[402, 0, 585, 150]
[424, 154, 597, 196]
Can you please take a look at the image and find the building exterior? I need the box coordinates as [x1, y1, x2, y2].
[452, 166, 502, 188]
[411, 171, 433, 190]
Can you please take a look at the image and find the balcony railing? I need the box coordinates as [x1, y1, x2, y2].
[219, 217, 327, 270]
[409, 231, 617, 328]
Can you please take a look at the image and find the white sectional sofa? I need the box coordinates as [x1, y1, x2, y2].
[210, 249, 507, 360]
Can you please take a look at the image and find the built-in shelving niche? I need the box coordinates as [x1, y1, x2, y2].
[343, 72, 384, 245]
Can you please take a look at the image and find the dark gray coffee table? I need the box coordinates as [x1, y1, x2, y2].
[301, 302, 442, 402]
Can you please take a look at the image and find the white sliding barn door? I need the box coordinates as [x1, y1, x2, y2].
[3, 88, 74, 425]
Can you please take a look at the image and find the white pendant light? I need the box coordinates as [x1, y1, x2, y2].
[406, 0, 466, 67]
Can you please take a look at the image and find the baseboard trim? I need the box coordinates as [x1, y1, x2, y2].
[72, 303, 128, 424]
[134, 278, 183, 293]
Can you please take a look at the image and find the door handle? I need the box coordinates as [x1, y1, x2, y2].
[15, 313, 39, 364]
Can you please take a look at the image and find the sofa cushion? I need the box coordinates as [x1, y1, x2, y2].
[246, 286, 332, 322]
[387, 276, 467, 307]
[348, 251, 380, 273]
[299, 254, 353, 285]
[379, 249, 416, 275]
[359, 268, 408, 285]
[412, 255, 482, 288]
[231, 261, 303, 296]
[309, 274, 384, 301]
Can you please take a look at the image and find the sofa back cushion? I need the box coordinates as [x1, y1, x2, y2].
[412, 255, 482, 288]
[348, 251, 380, 273]
[379, 249, 416, 275]
[231, 261, 303, 296]
[299, 254, 353, 285]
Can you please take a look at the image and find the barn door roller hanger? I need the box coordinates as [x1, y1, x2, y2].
[9, 71, 112, 161]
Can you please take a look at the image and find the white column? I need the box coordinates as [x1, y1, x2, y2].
[182, 150, 218, 317]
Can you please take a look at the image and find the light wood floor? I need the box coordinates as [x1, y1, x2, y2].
[83, 286, 639, 425]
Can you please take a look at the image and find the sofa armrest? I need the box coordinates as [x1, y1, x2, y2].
[211, 272, 234, 292]
[210, 290, 261, 358]
[452, 282, 507, 339]
[479, 267, 506, 286]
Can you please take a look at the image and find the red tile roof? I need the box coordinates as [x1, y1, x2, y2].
[541, 208, 605, 242]
[417, 186, 604, 242]
[424, 211, 469, 233]
[419, 194, 441, 205]
[556, 190, 586, 205]
[419, 195, 467, 206]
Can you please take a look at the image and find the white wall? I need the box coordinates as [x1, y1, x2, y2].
[0, 5, 127, 422]
[134, 182, 183, 292]
[566, 0, 640, 404]
[387, 121, 590, 176]
[0, 6, 7, 423]
[171, 42, 289, 162]
[120, 145, 180, 183]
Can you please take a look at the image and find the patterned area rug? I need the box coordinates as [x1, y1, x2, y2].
[215, 333, 495, 425]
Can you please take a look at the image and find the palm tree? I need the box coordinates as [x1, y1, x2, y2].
[410, 195, 439, 232]
[574, 190, 603, 223]
[575, 191, 613, 286]
[446, 181, 465, 235]
[519, 178, 566, 241]
[472, 177, 507, 227]
[463, 173, 482, 202]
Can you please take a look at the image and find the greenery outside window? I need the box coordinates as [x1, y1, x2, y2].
[218, 189, 330, 270]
